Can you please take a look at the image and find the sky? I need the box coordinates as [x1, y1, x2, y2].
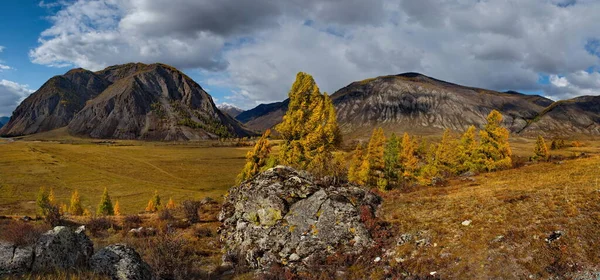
[0, 0, 599, 116]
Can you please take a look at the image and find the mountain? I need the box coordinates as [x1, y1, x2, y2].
[238, 73, 557, 136]
[218, 104, 245, 118]
[235, 99, 289, 132]
[1, 63, 254, 140]
[0, 116, 9, 128]
[330, 73, 554, 136]
[0, 69, 111, 136]
[519, 95, 600, 136]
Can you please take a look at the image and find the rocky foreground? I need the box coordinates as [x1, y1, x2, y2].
[219, 166, 382, 273]
[0, 226, 152, 279]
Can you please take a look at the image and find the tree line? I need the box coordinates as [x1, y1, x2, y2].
[238, 71, 565, 190]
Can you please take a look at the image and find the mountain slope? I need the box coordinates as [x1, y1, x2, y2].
[218, 104, 244, 118]
[68, 63, 253, 140]
[330, 73, 554, 136]
[238, 73, 556, 136]
[520, 95, 600, 136]
[0, 116, 9, 128]
[0, 69, 110, 136]
[235, 99, 289, 132]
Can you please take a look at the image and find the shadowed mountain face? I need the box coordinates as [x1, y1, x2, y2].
[235, 99, 289, 132]
[1, 63, 254, 140]
[519, 96, 600, 136]
[218, 104, 245, 118]
[237, 73, 562, 137]
[0, 116, 9, 128]
[0, 69, 111, 136]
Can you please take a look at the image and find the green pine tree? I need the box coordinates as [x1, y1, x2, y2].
[96, 187, 114, 216]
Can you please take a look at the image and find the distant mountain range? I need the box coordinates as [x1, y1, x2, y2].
[235, 73, 600, 137]
[3, 64, 599, 140]
[0, 116, 9, 128]
[0, 63, 254, 140]
[217, 104, 245, 118]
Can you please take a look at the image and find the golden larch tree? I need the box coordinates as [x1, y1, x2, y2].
[166, 197, 176, 210]
[479, 110, 512, 171]
[237, 129, 273, 184]
[400, 133, 419, 179]
[347, 143, 365, 185]
[458, 125, 483, 173]
[533, 135, 550, 161]
[365, 128, 386, 185]
[114, 200, 121, 216]
[69, 190, 83, 216]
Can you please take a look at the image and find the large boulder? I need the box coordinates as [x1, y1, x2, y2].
[0, 242, 34, 274]
[90, 244, 154, 280]
[0, 226, 93, 275]
[32, 226, 94, 271]
[218, 166, 381, 272]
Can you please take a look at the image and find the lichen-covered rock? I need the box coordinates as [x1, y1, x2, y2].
[0, 242, 34, 274]
[91, 244, 153, 280]
[218, 165, 381, 271]
[32, 226, 94, 272]
[1, 226, 93, 275]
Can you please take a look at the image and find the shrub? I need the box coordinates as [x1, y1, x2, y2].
[0, 222, 49, 246]
[182, 200, 201, 224]
[158, 209, 174, 221]
[192, 226, 214, 238]
[123, 215, 142, 230]
[87, 217, 117, 236]
[142, 234, 195, 280]
[96, 188, 114, 216]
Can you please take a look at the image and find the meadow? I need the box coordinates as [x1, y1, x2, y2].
[0, 138, 250, 215]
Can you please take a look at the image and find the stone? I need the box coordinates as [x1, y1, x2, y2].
[91, 244, 153, 280]
[0, 242, 34, 275]
[545, 231, 564, 243]
[461, 220, 472, 226]
[219, 166, 381, 272]
[32, 226, 94, 272]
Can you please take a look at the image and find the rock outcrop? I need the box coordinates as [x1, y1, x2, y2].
[91, 244, 154, 280]
[218, 166, 381, 272]
[0, 226, 152, 280]
[0, 226, 93, 274]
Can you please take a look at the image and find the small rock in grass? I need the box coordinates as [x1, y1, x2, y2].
[461, 220, 472, 226]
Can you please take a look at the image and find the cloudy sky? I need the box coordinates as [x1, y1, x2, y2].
[0, 0, 599, 116]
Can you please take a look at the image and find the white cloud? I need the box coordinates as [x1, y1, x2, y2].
[0, 80, 35, 116]
[546, 71, 600, 99]
[30, 0, 600, 108]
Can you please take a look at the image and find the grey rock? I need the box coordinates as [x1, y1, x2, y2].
[219, 165, 381, 272]
[0, 242, 34, 274]
[545, 231, 564, 243]
[32, 226, 94, 272]
[91, 244, 153, 280]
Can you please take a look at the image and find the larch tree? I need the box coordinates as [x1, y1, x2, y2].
[434, 129, 459, 176]
[114, 200, 121, 216]
[383, 133, 400, 189]
[348, 143, 366, 185]
[166, 197, 176, 210]
[96, 187, 114, 216]
[36, 187, 50, 216]
[399, 133, 419, 179]
[69, 190, 83, 216]
[48, 188, 56, 206]
[479, 110, 512, 171]
[145, 199, 157, 213]
[533, 135, 550, 161]
[458, 125, 482, 173]
[276, 72, 341, 174]
[237, 129, 273, 184]
[365, 128, 386, 186]
[152, 190, 161, 209]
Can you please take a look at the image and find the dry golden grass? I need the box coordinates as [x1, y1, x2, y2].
[0, 139, 250, 215]
[382, 154, 600, 278]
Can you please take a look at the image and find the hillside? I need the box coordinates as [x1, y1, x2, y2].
[0, 116, 8, 128]
[330, 73, 554, 137]
[237, 73, 557, 137]
[0, 69, 110, 136]
[519, 95, 600, 136]
[1, 63, 254, 140]
[218, 104, 244, 118]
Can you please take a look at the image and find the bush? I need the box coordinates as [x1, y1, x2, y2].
[192, 226, 213, 238]
[182, 200, 201, 224]
[0, 221, 49, 246]
[122, 215, 142, 230]
[158, 209, 174, 221]
[87, 217, 117, 236]
[142, 234, 195, 280]
[44, 204, 62, 227]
